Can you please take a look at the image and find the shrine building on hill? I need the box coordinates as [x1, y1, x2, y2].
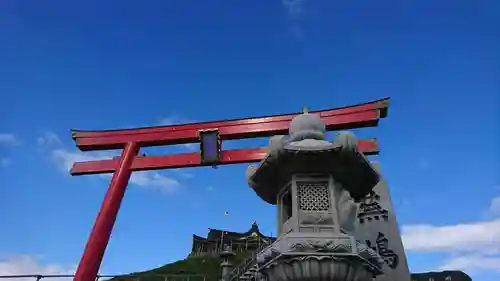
[191, 222, 276, 256]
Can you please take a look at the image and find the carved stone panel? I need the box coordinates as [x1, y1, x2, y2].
[366, 232, 399, 269]
[295, 178, 338, 234]
[356, 191, 389, 224]
[299, 211, 335, 225]
[297, 181, 331, 211]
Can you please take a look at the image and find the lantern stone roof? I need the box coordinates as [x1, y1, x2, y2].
[246, 112, 380, 205]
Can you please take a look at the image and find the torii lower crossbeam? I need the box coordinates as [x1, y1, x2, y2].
[71, 139, 379, 175]
[70, 98, 389, 281]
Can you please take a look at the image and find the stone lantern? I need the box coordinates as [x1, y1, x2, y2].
[220, 245, 235, 281]
[245, 112, 386, 281]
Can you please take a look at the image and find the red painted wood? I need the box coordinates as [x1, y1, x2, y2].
[74, 142, 139, 281]
[72, 98, 389, 139]
[70, 99, 389, 281]
[74, 110, 381, 151]
[71, 139, 378, 175]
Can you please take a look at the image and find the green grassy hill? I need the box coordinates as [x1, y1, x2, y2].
[110, 253, 250, 281]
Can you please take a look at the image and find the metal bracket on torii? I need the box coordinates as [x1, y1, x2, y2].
[69, 98, 389, 281]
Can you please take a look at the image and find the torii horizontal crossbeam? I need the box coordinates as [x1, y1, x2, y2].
[71, 98, 389, 151]
[70, 139, 379, 175]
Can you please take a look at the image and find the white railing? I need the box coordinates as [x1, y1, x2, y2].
[227, 242, 270, 281]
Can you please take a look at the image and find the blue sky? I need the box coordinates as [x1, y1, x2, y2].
[0, 0, 499, 280]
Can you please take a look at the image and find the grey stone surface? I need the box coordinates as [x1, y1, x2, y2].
[289, 112, 326, 141]
[220, 245, 236, 281]
[353, 163, 412, 281]
[256, 232, 385, 273]
[255, 231, 385, 281]
[245, 113, 387, 281]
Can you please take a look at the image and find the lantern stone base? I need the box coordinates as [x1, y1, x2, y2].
[255, 232, 384, 281]
[261, 256, 374, 281]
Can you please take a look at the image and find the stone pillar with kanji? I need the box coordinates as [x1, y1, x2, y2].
[354, 163, 412, 281]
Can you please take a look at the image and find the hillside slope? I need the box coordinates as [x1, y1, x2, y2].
[111, 253, 249, 281]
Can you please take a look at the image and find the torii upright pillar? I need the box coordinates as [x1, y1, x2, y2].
[72, 142, 138, 281]
[69, 98, 389, 281]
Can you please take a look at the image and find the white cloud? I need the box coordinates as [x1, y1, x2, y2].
[281, 0, 308, 40]
[438, 254, 500, 273]
[37, 132, 62, 147]
[50, 148, 180, 193]
[128, 171, 180, 193]
[0, 133, 21, 167]
[0, 133, 21, 147]
[402, 193, 500, 274]
[51, 148, 114, 173]
[402, 219, 500, 253]
[489, 196, 500, 216]
[35, 131, 182, 193]
[282, 0, 306, 17]
[0, 254, 74, 281]
[172, 169, 194, 179]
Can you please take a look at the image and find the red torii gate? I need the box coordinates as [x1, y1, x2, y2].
[70, 98, 389, 281]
